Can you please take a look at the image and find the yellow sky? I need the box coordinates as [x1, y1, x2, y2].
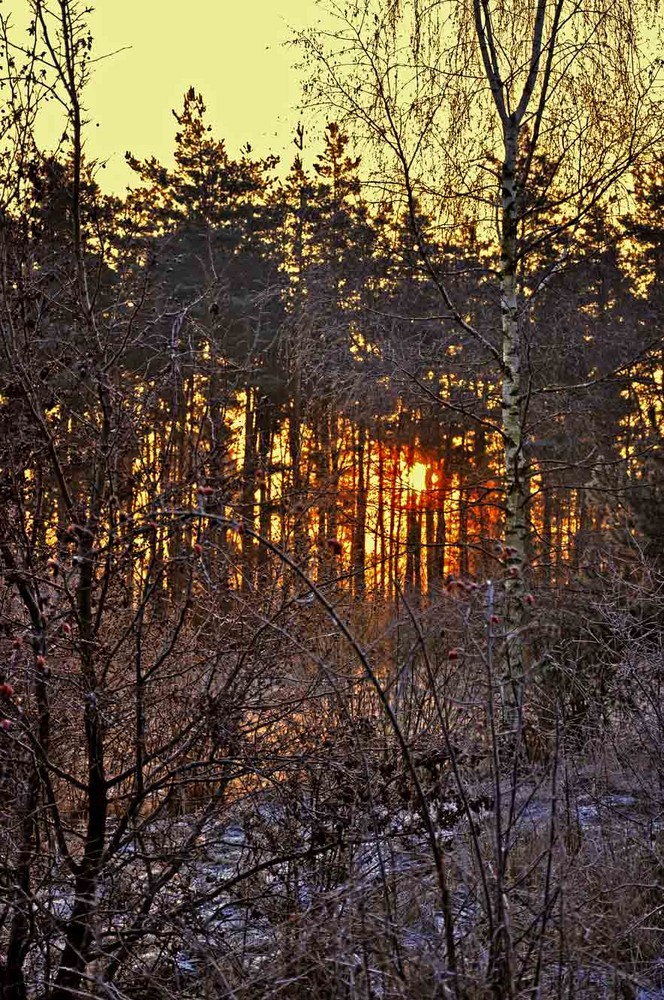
[7, 0, 319, 191]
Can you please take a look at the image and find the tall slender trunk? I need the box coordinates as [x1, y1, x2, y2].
[53, 360, 111, 997]
[389, 454, 400, 601]
[500, 119, 529, 721]
[54, 508, 108, 998]
[289, 391, 308, 574]
[425, 463, 437, 598]
[352, 424, 367, 596]
[376, 440, 386, 595]
[240, 389, 257, 588]
[256, 396, 273, 583]
[542, 485, 553, 589]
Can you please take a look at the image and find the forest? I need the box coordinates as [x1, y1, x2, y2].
[2, 1, 664, 998]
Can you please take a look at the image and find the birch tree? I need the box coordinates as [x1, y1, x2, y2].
[298, 0, 664, 707]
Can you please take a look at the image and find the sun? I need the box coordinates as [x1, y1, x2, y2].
[403, 459, 428, 494]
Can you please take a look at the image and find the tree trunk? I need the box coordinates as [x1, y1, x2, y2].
[425, 463, 437, 598]
[352, 424, 367, 596]
[500, 119, 529, 723]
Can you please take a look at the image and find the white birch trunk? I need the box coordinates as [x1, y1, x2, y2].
[472, 0, 547, 723]
[500, 119, 529, 719]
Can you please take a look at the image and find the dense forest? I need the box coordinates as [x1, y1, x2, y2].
[2, 2, 664, 999]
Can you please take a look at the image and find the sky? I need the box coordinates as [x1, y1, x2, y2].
[7, 0, 321, 192]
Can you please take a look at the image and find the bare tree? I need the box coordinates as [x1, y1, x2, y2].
[297, 0, 664, 707]
[3, 6, 664, 1000]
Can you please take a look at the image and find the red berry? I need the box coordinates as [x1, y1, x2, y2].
[0, 683, 14, 699]
[36, 655, 46, 669]
[193, 542, 203, 556]
[62, 622, 72, 636]
[448, 648, 460, 661]
[524, 593, 535, 606]
[490, 615, 500, 625]
[508, 565, 520, 577]
[1, 719, 10, 731]
[198, 485, 214, 496]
